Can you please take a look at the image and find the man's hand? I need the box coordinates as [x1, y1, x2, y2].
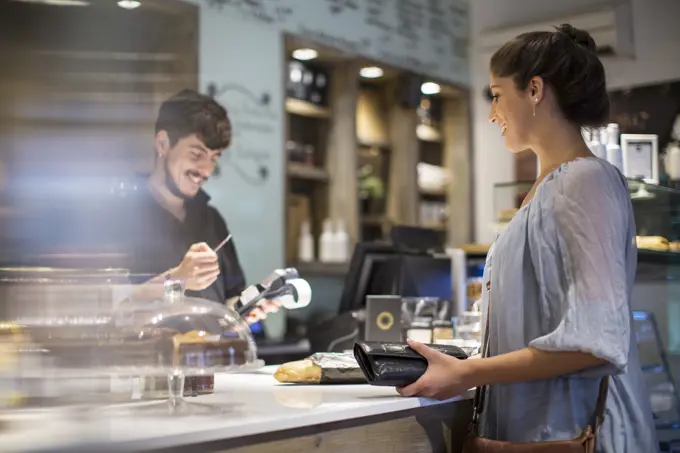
[396, 339, 472, 400]
[243, 300, 281, 324]
[227, 296, 282, 325]
[172, 242, 220, 291]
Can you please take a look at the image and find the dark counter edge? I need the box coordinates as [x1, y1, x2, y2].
[637, 249, 680, 265]
[290, 261, 349, 277]
[35, 395, 474, 453]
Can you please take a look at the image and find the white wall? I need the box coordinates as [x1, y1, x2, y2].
[606, 0, 680, 90]
[199, 8, 284, 284]
[470, 0, 680, 243]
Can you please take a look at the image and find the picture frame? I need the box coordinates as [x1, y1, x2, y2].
[621, 134, 659, 184]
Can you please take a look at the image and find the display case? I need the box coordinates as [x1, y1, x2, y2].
[626, 180, 680, 363]
[630, 180, 680, 248]
[492, 179, 680, 248]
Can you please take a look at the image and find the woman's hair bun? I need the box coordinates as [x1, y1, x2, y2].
[555, 24, 597, 52]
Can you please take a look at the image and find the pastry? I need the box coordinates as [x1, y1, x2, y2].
[274, 353, 366, 385]
[669, 241, 680, 252]
[274, 359, 322, 384]
[498, 208, 518, 223]
[636, 236, 669, 251]
[172, 330, 248, 368]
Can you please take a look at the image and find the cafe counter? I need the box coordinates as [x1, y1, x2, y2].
[1, 367, 474, 453]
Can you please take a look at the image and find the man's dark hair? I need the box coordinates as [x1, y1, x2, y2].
[490, 24, 610, 128]
[155, 89, 232, 149]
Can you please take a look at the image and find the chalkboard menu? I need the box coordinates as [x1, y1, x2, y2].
[204, 0, 469, 86]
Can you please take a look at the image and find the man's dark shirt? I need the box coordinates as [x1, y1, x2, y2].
[117, 183, 246, 303]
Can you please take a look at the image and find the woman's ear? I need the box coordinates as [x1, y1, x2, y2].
[528, 76, 545, 103]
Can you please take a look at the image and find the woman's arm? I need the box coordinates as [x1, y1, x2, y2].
[464, 347, 607, 387]
[397, 341, 607, 400]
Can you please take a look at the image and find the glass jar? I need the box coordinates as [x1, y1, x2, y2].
[406, 317, 433, 344]
[432, 320, 453, 343]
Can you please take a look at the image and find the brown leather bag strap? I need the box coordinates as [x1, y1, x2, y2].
[591, 376, 609, 430]
[470, 281, 492, 432]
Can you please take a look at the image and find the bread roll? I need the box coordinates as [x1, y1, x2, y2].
[636, 236, 669, 251]
[274, 353, 366, 384]
[274, 359, 322, 384]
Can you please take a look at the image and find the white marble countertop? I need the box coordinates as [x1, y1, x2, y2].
[0, 367, 473, 453]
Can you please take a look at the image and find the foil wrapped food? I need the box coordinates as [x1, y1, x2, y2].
[274, 352, 366, 385]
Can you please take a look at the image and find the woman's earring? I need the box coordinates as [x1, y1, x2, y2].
[532, 98, 538, 117]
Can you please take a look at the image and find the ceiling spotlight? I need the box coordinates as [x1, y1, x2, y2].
[359, 66, 384, 79]
[292, 48, 318, 61]
[421, 82, 441, 95]
[117, 0, 141, 9]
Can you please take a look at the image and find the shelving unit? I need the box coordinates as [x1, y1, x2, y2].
[286, 162, 330, 182]
[416, 123, 443, 143]
[285, 98, 331, 119]
[283, 37, 473, 266]
[417, 125, 448, 237]
[356, 76, 393, 242]
[413, 85, 472, 247]
[284, 37, 358, 270]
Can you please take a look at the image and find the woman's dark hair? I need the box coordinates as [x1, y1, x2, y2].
[490, 24, 609, 127]
[155, 89, 232, 149]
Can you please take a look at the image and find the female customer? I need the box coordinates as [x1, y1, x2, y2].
[397, 24, 658, 452]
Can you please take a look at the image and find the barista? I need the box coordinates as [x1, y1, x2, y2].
[118, 89, 276, 323]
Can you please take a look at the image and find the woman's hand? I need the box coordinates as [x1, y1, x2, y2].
[396, 339, 473, 400]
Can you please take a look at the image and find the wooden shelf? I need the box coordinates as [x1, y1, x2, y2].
[416, 124, 442, 143]
[287, 163, 330, 182]
[461, 243, 491, 256]
[358, 140, 390, 150]
[419, 186, 447, 197]
[285, 98, 331, 119]
[420, 222, 447, 231]
[361, 215, 390, 226]
[291, 261, 349, 277]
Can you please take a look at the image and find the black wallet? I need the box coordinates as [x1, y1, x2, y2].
[353, 341, 468, 387]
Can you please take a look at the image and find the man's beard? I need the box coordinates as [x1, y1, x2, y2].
[163, 160, 193, 200]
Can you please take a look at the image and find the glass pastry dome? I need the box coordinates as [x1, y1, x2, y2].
[111, 279, 264, 376]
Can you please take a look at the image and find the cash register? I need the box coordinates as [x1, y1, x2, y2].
[308, 240, 453, 352]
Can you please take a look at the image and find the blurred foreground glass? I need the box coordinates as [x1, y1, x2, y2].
[0, 271, 264, 416]
[0, 267, 130, 409]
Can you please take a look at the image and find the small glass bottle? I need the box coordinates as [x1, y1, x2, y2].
[406, 317, 433, 344]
